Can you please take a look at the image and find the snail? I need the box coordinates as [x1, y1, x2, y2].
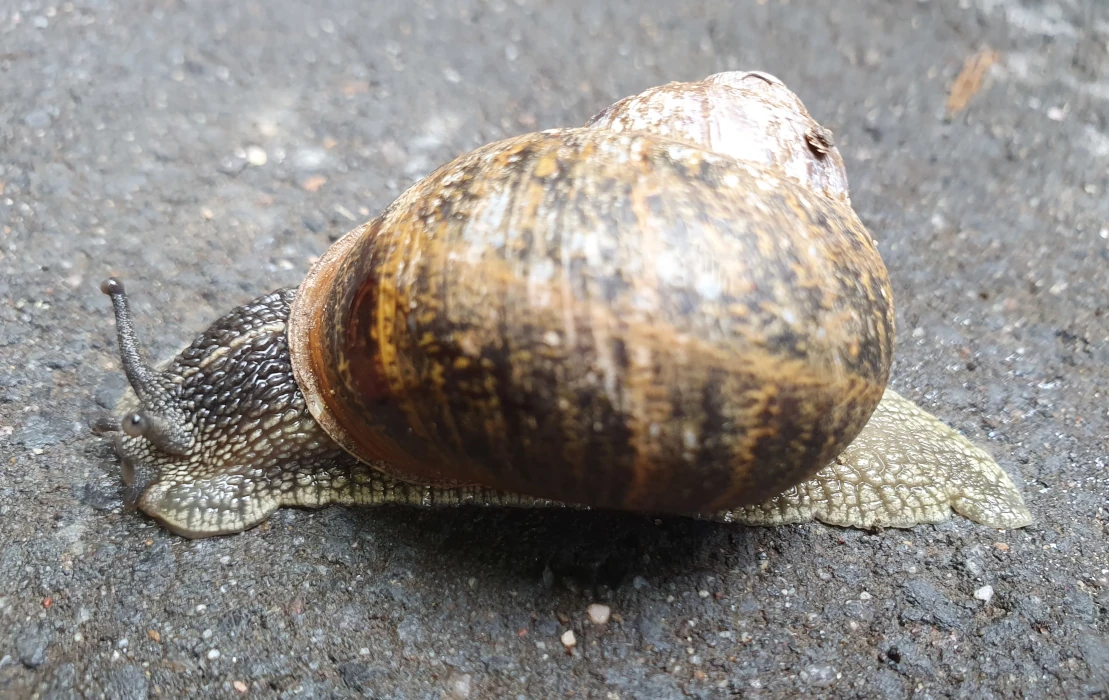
[95, 71, 1032, 538]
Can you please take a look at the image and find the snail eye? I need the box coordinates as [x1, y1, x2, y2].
[122, 412, 149, 438]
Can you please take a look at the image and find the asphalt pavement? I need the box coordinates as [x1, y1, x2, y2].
[1, 0, 1107, 697]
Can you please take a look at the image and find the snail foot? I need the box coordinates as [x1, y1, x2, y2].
[717, 389, 1033, 530]
[135, 463, 285, 538]
[135, 454, 562, 538]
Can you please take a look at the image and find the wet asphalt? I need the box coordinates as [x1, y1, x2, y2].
[1, 0, 1107, 697]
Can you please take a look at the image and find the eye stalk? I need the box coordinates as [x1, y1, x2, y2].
[100, 278, 194, 455]
[122, 411, 192, 455]
[100, 278, 164, 406]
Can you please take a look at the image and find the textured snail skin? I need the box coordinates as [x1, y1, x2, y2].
[109, 289, 1030, 538]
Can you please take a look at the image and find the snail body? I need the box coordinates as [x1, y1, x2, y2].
[98, 72, 1031, 538]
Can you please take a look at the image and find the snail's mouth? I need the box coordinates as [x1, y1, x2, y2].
[97, 420, 286, 538]
[106, 431, 224, 538]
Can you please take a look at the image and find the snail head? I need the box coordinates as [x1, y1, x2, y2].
[98, 279, 195, 484]
[96, 278, 344, 537]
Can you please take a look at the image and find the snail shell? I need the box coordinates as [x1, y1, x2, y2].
[287, 72, 893, 515]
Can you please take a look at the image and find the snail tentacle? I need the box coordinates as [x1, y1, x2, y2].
[101, 278, 164, 403]
[101, 278, 195, 455]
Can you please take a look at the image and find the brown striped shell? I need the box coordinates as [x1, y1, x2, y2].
[287, 72, 895, 516]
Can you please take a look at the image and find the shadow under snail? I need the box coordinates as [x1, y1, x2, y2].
[94, 71, 1032, 538]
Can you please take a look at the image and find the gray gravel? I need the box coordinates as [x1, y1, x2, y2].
[2, 0, 1108, 697]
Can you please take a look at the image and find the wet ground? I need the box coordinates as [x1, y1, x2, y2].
[1, 0, 1107, 697]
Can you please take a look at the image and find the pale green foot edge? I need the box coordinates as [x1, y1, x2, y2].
[715, 389, 1033, 530]
[136, 462, 567, 538]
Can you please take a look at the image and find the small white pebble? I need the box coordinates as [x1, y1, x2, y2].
[445, 671, 471, 699]
[117, 638, 128, 649]
[246, 146, 268, 166]
[359, 647, 370, 655]
[698, 590, 710, 598]
[560, 629, 577, 648]
[207, 648, 221, 660]
[202, 629, 213, 640]
[804, 664, 838, 688]
[587, 603, 611, 625]
[1100, 228, 1108, 240]
[859, 591, 872, 601]
[974, 585, 995, 603]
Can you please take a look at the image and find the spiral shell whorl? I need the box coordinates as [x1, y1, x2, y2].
[586, 71, 851, 203]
